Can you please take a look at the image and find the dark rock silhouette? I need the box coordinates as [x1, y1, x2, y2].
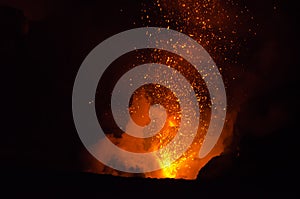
[0, 0, 298, 197]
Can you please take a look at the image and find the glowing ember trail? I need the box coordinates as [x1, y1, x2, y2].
[83, 0, 257, 180]
[138, 0, 256, 179]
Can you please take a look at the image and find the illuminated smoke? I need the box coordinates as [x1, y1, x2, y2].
[83, 0, 257, 180]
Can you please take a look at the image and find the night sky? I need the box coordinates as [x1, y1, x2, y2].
[1, 0, 299, 197]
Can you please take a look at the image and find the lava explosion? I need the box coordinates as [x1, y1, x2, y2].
[83, 0, 257, 179]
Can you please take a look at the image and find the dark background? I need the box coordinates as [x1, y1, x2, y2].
[1, 0, 299, 197]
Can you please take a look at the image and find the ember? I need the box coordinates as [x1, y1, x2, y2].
[83, 0, 257, 180]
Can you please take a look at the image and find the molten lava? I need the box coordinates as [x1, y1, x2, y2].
[83, 0, 256, 180]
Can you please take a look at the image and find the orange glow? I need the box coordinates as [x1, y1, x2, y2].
[83, 0, 256, 180]
[168, 120, 176, 127]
